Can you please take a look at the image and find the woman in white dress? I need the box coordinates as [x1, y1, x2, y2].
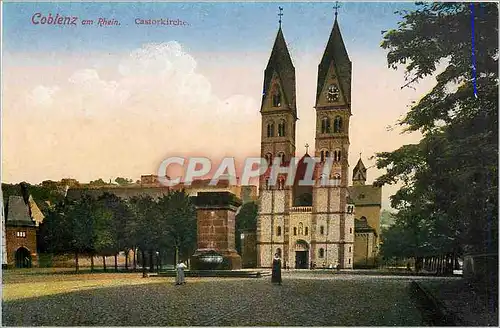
[176, 261, 187, 285]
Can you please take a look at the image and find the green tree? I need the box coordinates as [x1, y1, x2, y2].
[96, 193, 132, 271]
[375, 3, 498, 264]
[39, 200, 73, 256]
[129, 195, 159, 276]
[114, 177, 133, 186]
[235, 201, 258, 254]
[66, 195, 95, 273]
[158, 191, 197, 265]
[89, 178, 107, 186]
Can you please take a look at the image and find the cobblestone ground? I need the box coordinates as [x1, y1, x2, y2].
[3, 272, 428, 326]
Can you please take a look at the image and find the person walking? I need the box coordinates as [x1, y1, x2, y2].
[175, 261, 187, 285]
[271, 253, 282, 285]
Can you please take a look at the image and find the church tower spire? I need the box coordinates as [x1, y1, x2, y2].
[312, 10, 353, 269]
[313, 12, 352, 187]
[352, 158, 367, 186]
[259, 10, 297, 190]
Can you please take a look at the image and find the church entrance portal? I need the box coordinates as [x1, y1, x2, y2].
[295, 251, 308, 269]
[15, 247, 32, 268]
[294, 239, 309, 269]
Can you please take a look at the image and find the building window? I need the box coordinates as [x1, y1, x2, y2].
[321, 117, 331, 133]
[278, 152, 286, 164]
[349, 258, 351, 264]
[350, 228, 352, 234]
[277, 226, 282, 236]
[16, 231, 26, 238]
[267, 122, 275, 137]
[349, 246, 351, 253]
[298, 223, 303, 235]
[293, 227, 297, 236]
[278, 120, 286, 137]
[334, 116, 343, 133]
[325, 151, 330, 159]
[265, 153, 273, 165]
[334, 150, 341, 162]
[305, 227, 308, 235]
[319, 248, 325, 258]
[320, 151, 325, 163]
[320, 226, 325, 235]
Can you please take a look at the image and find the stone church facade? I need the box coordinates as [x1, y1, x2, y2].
[257, 16, 381, 269]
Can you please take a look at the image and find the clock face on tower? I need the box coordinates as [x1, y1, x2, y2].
[327, 84, 340, 102]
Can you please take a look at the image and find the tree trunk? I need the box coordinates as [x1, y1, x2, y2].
[103, 255, 107, 272]
[142, 250, 147, 277]
[175, 246, 179, 265]
[114, 254, 118, 272]
[158, 251, 162, 272]
[125, 249, 129, 270]
[90, 255, 94, 272]
[133, 248, 137, 270]
[149, 250, 154, 272]
[75, 251, 79, 273]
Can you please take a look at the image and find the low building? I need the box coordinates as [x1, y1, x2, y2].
[353, 217, 378, 268]
[4, 195, 42, 268]
[349, 158, 382, 268]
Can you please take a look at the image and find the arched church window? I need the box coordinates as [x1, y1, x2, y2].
[265, 153, 273, 165]
[293, 227, 297, 236]
[320, 151, 325, 163]
[321, 117, 331, 133]
[334, 116, 343, 133]
[278, 120, 286, 137]
[349, 246, 351, 253]
[277, 226, 282, 236]
[267, 122, 275, 137]
[298, 223, 303, 235]
[277, 152, 286, 164]
[320, 226, 325, 235]
[334, 173, 341, 186]
[325, 151, 330, 159]
[319, 248, 325, 258]
[305, 227, 309, 235]
[333, 150, 341, 162]
[272, 89, 281, 107]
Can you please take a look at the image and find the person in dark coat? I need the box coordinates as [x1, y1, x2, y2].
[271, 253, 282, 285]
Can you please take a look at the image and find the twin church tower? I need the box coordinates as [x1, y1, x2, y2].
[256, 9, 371, 269]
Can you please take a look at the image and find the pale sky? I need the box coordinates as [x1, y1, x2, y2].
[1, 2, 436, 209]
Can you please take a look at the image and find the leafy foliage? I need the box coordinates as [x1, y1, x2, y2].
[235, 201, 258, 254]
[114, 177, 133, 186]
[377, 3, 498, 260]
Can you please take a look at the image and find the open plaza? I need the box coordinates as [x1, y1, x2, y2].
[3, 269, 474, 326]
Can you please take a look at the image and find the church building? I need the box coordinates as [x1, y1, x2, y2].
[256, 11, 381, 269]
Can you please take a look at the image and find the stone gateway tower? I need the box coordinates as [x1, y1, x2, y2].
[257, 14, 356, 269]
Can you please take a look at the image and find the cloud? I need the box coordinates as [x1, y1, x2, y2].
[27, 85, 60, 106]
[3, 41, 260, 183]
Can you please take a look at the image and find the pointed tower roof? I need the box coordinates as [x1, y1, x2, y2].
[261, 27, 297, 117]
[316, 17, 352, 105]
[352, 158, 367, 182]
